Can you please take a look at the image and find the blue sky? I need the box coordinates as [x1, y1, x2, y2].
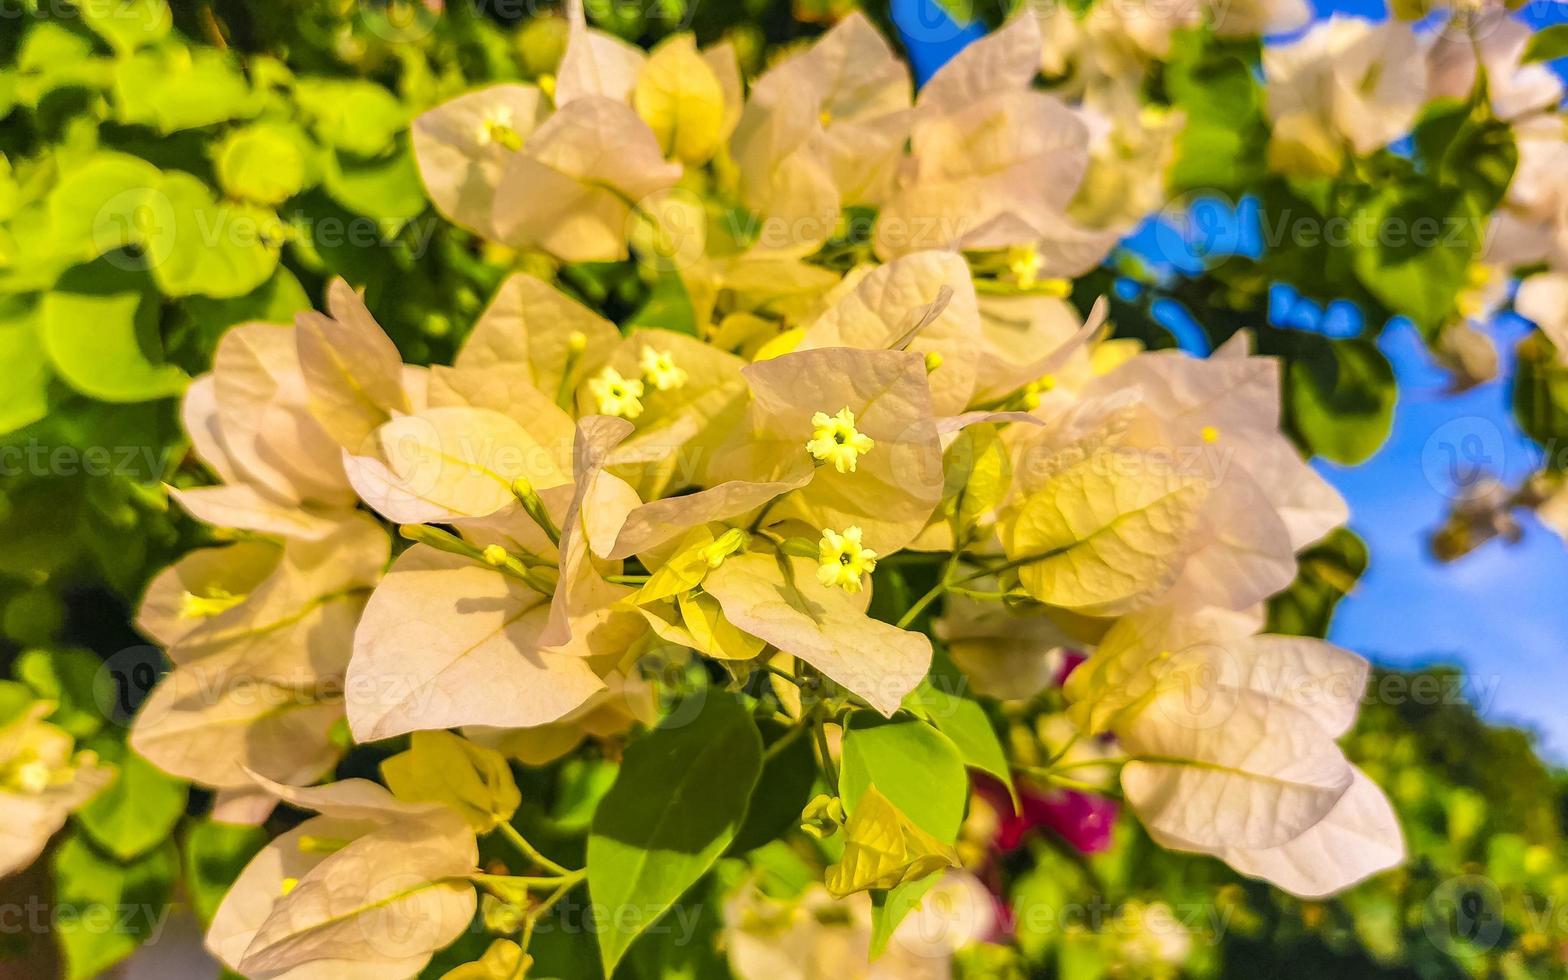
[894, 0, 1568, 757]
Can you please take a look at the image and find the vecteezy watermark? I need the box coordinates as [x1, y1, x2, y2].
[1421, 417, 1509, 502]
[0, 441, 174, 479]
[0, 896, 172, 943]
[92, 190, 442, 274]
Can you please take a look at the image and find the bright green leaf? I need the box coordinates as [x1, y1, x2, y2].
[113, 44, 256, 132]
[216, 122, 315, 205]
[41, 261, 188, 402]
[75, 740, 188, 861]
[321, 143, 427, 223]
[0, 295, 52, 434]
[78, 0, 172, 53]
[143, 172, 281, 298]
[51, 833, 178, 980]
[294, 78, 408, 157]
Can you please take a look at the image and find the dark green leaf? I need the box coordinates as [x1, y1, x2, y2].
[1522, 24, 1568, 64]
[1288, 339, 1397, 465]
[728, 720, 817, 854]
[1349, 185, 1478, 334]
[587, 692, 762, 976]
[1266, 528, 1369, 638]
[183, 820, 267, 925]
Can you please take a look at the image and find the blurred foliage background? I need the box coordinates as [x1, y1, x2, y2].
[0, 0, 1562, 977]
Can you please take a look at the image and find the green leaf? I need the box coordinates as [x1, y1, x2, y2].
[869, 875, 940, 959]
[1266, 528, 1368, 638]
[1165, 30, 1267, 193]
[183, 820, 267, 925]
[838, 711, 969, 955]
[143, 172, 282, 299]
[728, 720, 818, 854]
[181, 266, 311, 353]
[908, 652, 1014, 806]
[112, 44, 256, 132]
[41, 260, 188, 402]
[0, 680, 37, 726]
[1513, 331, 1568, 449]
[0, 294, 52, 435]
[1523, 24, 1568, 64]
[75, 740, 188, 861]
[216, 122, 315, 205]
[623, 874, 729, 980]
[1413, 100, 1517, 216]
[78, 0, 172, 53]
[1287, 338, 1397, 465]
[624, 268, 699, 336]
[839, 712, 967, 839]
[46, 152, 164, 264]
[51, 833, 178, 980]
[321, 143, 427, 223]
[1349, 185, 1478, 335]
[294, 78, 408, 157]
[587, 693, 762, 977]
[12, 647, 103, 739]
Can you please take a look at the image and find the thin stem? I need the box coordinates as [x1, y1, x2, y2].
[763, 722, 810, 761]
[1040, 732, 1083, 769]
[896, 545, 964, 630]
[472, 872, 578, 891]
[946, 586, 1010, 601]
[519, 871, 583, 963]
[498, 824, 571, 877]
[812, 714, 839, 792]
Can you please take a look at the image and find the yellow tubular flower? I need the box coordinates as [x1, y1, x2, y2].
[817, 526, 878, 593]
[588, 367, 645, 419]
[639, 345, 688, 391]
[806, 407, 874, 473]
[179, 588, 246, 620]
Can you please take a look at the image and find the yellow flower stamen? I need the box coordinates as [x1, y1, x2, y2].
[806, 407, 874, 474]
[1200, 425, 1220, 444]
[296, 835, 352, 856]
[537, 73, 557, 100]
[818, 107, 834, 127]
[475, 104, 522, 151]
[924, 351, 944, 374]
[280, 877, 300, 896]
[1007, 244, 1044, 289]
[817, 526, 878, 593]
[588, 367, 645, 419]
[482, 545, 510, 567]
[639, 346, 688, 392]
